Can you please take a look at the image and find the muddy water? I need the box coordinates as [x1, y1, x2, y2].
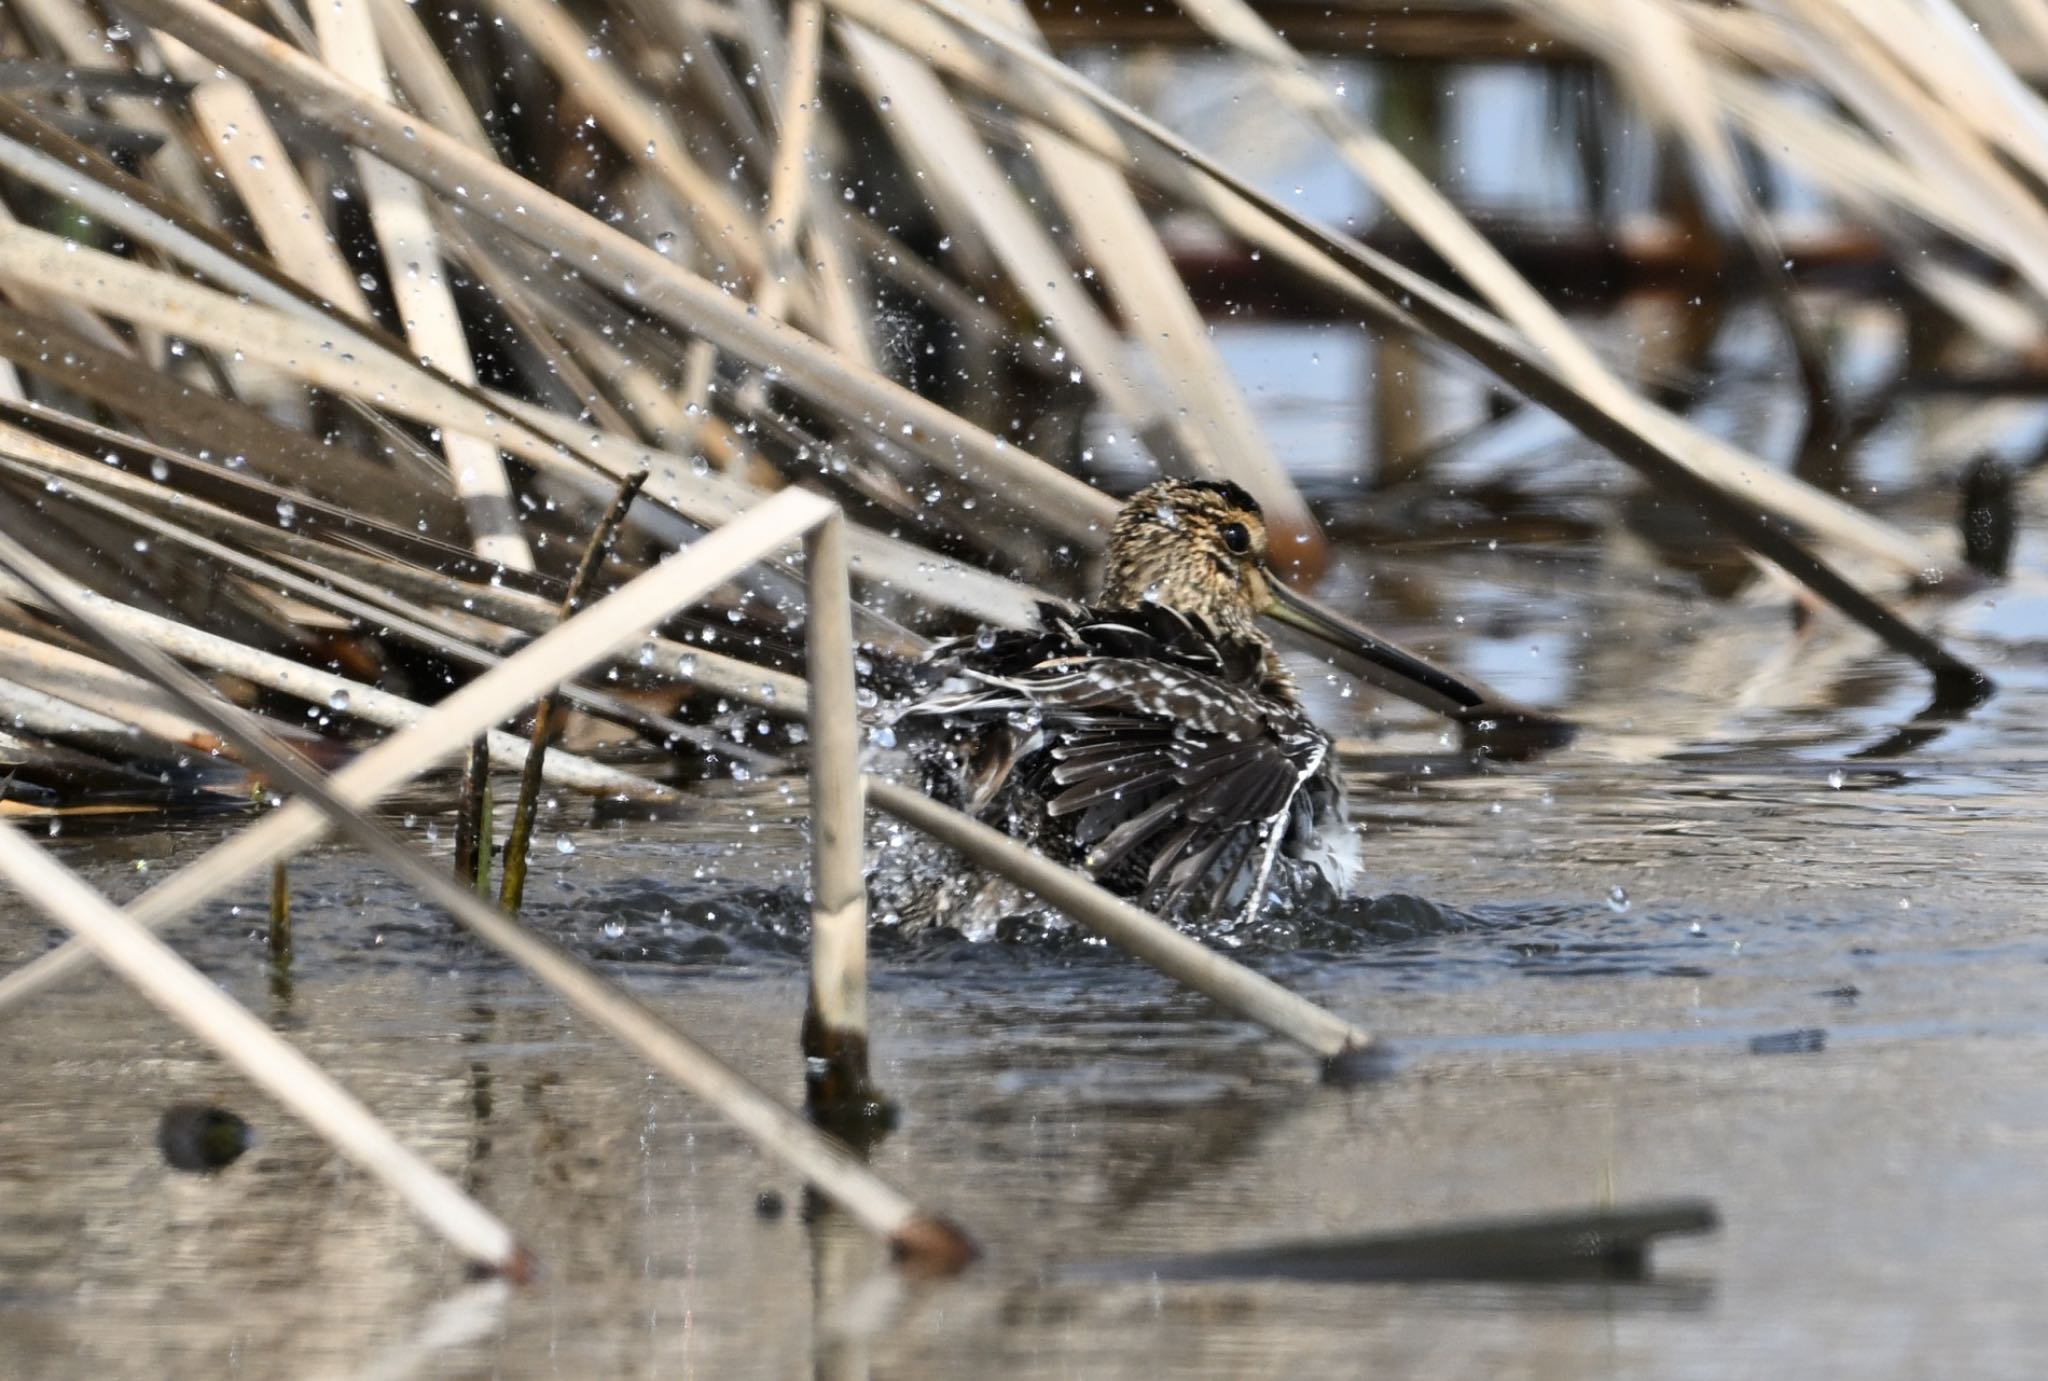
[3, 475, 2046, 1378]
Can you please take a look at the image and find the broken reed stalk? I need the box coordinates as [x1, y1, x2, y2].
[499, 469, 647, 914]
[801, 510, 889, 1133]
[865, 777, 1374, 1072]
[0, 820, 530, 1277]
[452, 738, 489, 892]
[0, 492, 977, 1272]
[268, 856, 292, 995]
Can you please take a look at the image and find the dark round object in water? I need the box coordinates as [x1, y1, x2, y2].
[157, 1104, 253, 1173]
[755, 1189, 786, 1221]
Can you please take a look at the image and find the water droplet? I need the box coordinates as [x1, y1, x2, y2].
[1607, 885, 1630, 913]
[555, 834, 576, 855]
[327, 689, 350, 712]
[1827, 769, 1846, 790]
[600, 919, 625, 939]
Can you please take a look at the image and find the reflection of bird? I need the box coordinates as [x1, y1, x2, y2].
[887, 479, 1467, 931]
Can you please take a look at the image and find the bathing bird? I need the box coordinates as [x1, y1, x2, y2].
[886, 478, 1477, 930]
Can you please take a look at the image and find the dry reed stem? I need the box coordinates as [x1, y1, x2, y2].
[0, 103, 1047, 631]
[750, 0, 874, 365]
[115, 0, 1115, 544]
[1597, 0, 1834, 431]
[481, 0, 770, 287]
[369, 0, 495, 152]
[313, 0, 533, 571]
[847, 0, 1987, 691]
[0, 95, 1051, 633]
[499, 469, 648, 912]
[802, 510, 881, 1123]
[1170, 0, 1938, 582]
[839, 27, 1170, 443]
[491, 395, 1047, 629]
[955, 0, 1321, 559]
[1837, 0, 2048, 198]
[0, 626, 230, 749]
[1753, 0, 2048, 305]
[10, 0, 214, 221]
[0, 557, 674, 801]
[0, 491, 821, 1010]
[0, 426, 772, 767]
[0, 676, 209, 762]
[160, 38, 374, 319]
[741, 0, 823, 361]
[13, 3, 1507, 722]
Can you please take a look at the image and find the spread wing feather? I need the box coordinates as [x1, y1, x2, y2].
[897, 601, 1341, 919]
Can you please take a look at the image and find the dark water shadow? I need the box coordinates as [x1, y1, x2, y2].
[1850, 675, 1999, 760]
[1062, 1199, 1718, 1287]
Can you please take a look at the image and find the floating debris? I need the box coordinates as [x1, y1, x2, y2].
[155, 1103, 253, 1174]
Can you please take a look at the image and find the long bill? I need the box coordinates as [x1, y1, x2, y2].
[1261, 575, 1576, 756]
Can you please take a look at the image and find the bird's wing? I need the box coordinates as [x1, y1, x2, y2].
[970, 656, 1328, 916]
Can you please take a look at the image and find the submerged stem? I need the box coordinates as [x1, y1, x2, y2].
[499, 471, 648, 914]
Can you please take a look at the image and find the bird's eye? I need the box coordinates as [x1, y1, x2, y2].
[1221, 522, 1251, 555]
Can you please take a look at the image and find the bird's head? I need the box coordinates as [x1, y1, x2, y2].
[1099, 480, 1498, 719]
[1099, 479, 1279, 641]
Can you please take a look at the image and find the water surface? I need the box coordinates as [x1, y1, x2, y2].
[4, 438, 2045, 1376]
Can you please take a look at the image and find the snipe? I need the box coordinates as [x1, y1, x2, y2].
[886, 479, 1481, 930]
